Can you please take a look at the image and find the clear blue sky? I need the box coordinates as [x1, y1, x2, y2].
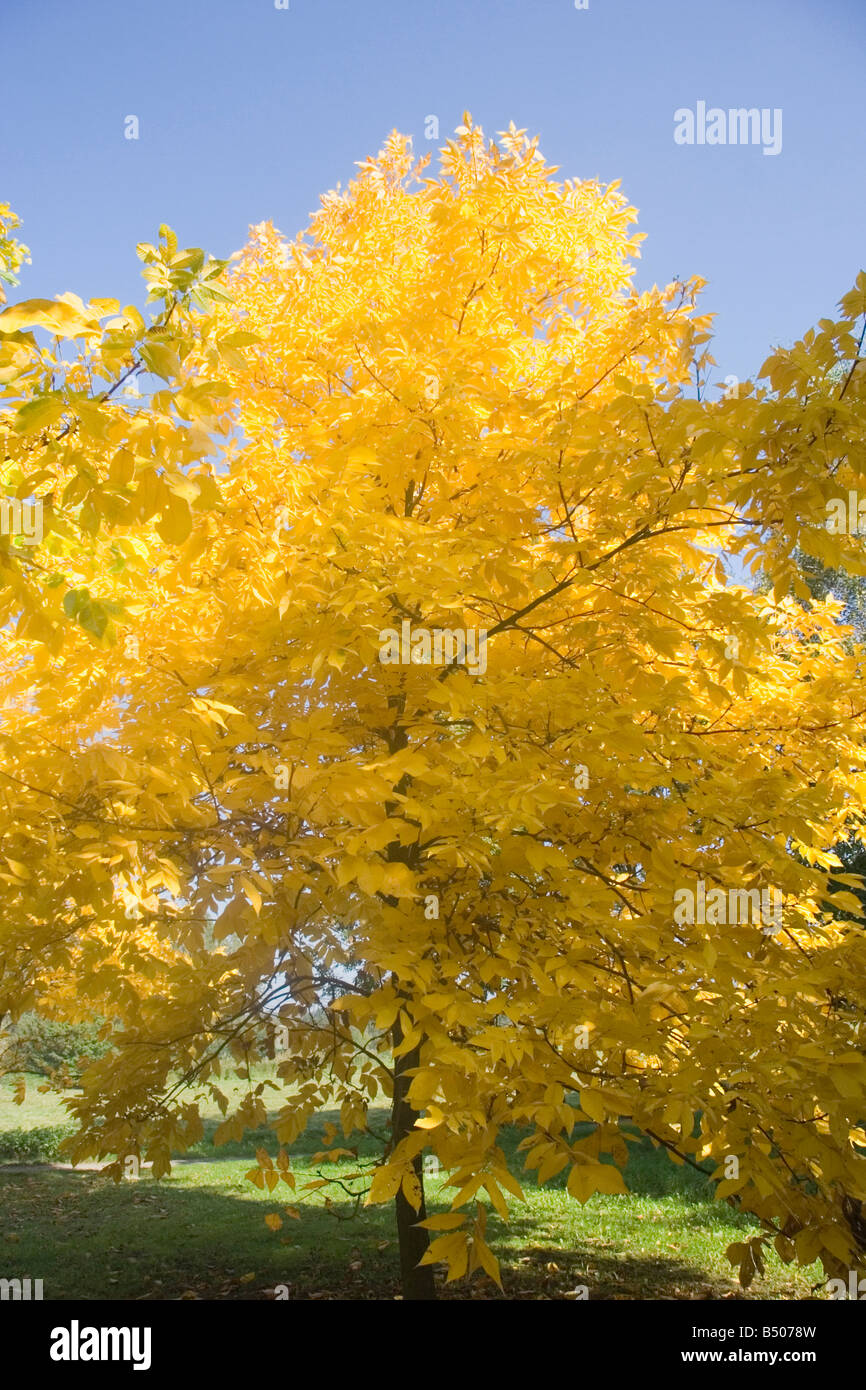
[2, 0, 863, 384]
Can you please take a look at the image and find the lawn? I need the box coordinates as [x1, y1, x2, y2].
[0, 1072, 826, 1300]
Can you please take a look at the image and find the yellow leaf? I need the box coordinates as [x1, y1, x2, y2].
[567, 1162, 627, 1204]
[537, 1150, 569, 1185]
[419, 1232, 469, 1281]
[240, 876, 262, 915]
[414, 1112, 443, 1129]
[366, 1163, 403, 1206]
[418, 1213, 467, 1231]
[0, 297, 96, 337]
[401, 1169, 423, 1212]
[578, 1089, 607, 1123]
[473, 1234, 502, 1287]
[156, 496, 192, 545]
[15, 395, 65, 435]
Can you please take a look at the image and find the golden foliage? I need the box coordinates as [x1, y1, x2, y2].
[2, 121, 866, 1290]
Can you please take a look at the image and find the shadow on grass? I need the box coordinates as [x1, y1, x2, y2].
[480, 1236, 741, 1301]
[0, 1157, 788, 1303]
[0, 1166, 401, 1301]
[0, 1107, 800, 1301]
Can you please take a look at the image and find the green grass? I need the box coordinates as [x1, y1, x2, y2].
[0, 1072, 827, 1300]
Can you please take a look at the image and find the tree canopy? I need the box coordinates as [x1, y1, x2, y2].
[2, 121, 866, 1298]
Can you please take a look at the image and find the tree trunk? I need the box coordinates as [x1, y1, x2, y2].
[391, 1019, 436, 1300]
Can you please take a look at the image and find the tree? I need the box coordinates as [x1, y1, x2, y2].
[2, 120, 866, 1300]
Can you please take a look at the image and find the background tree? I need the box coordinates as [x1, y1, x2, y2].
[2, 122, 866, 1300]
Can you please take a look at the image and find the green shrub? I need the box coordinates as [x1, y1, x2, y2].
[5, 1013, 113, 1081]
[0, 1124, 73, 1163]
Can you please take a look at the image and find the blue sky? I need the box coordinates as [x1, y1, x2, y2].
[2, 0, 863, 385]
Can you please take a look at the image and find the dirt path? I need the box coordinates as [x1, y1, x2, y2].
[0, 1156, 221, 1174]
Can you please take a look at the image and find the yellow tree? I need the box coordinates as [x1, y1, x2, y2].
[2, 122, 866, 1300]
